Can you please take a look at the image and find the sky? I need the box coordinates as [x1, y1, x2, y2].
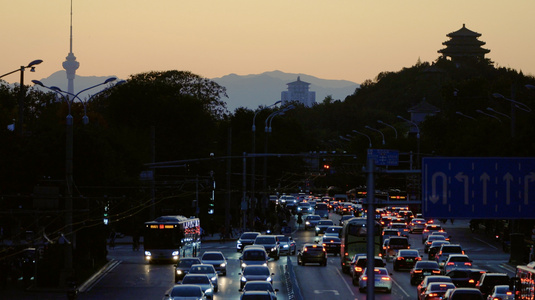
[2, 1, 535, 87]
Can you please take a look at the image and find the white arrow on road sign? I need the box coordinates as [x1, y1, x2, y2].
[480, 172, 490, 205]
[430, 172, 447, 204]
[524, 172, 535, 205]
[455, 172, 469, 205]
[503, 172, 514, 205]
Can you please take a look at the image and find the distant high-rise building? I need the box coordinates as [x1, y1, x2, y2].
[62, 0, 79, 96]
[281, 76, 316, 107]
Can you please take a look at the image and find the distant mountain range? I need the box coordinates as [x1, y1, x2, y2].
[31, 70, 360, 112]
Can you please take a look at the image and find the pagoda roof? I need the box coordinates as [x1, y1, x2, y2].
[446, 24, 482, 38]
[408, 100, 441, 113]
[287, 76, 310, 86]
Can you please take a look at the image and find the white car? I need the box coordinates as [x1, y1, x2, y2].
[181, 274, 214, 298]
[442, 254, 472, 274]
[358, 267, 393, 293]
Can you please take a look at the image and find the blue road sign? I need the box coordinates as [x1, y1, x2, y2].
[422, 157, 535, 219]
[367, 149, 399, 166]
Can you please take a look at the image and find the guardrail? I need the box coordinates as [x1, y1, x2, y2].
[283, 256, 303, 300]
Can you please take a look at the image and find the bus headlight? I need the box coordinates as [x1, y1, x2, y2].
[172, 251, 179, 256]
[144, 251, 152, 256]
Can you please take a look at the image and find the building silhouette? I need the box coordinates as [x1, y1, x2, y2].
[281, 76, 316, 107]
[438, 24, 490, 62]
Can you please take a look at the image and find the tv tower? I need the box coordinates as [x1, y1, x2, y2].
[62, 0, 79, 96]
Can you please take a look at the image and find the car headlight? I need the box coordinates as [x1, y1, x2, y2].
[306, 221, 310, 225]
[237, 241, 242, 245]
[220, 263, 226, 267]
[267, 276, 272, 282]
[211, 276, 217, 281]
[271, 247, 277, 252]
[144, 251, 152, 256]
[316, 227, 320, 231]
[262, 263, 267, 267]
[241, 262, 247, 268]
[176, 270, 183, 275]
[172, 251, 179, 256]
[205, 288, 212, 294]
[283, 245, 289, 248]
[241, 277, 247, 282]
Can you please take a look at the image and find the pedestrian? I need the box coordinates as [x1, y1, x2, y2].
[109, 229, 117, 250]
[297, 213, 303, 229]
[132, 231, 140, 251]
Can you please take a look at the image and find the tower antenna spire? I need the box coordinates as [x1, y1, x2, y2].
[63, 0, 80, 96]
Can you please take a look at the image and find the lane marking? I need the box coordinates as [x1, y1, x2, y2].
[79, 259, 122, 292]
[392, 277, 410, 297]
[336, 268, 355, 297]
[473, 237, 498, 250]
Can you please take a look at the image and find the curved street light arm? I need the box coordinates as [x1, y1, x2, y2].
[455, 111, 476, 120]
[486, 107, 511, 119]
[397, 115, 420, 139]
[352, 130, 372, 148]
[476, 109, 502, 123]
[365, 125, 385, 145]
[492, 92, 532, 113]
[252, 100, 282, 132]
[377, 120, 397, 139]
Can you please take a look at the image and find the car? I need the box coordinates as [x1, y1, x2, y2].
[240, 281, 279, 297]
[297, 243, 327, 266]
[339, 215, 354, 226]
[435, 244, 465, 269]
[315, 220, 334, 236]
[276, 235, 296, 255]
[350, 255, 385, 286]
[382, 229, 400, 243]
[419, 282, 456, 300]
[237, 232, 262, 252]
[358, 267, 393, 293]
[424, 235, 447, 253]
[174, 257, 202, 282]
[443, 254, 472, 274]
[296, 202, 313, 214]
[188, 264, 219, 292]
[428, 240, 451, 260]
[380, 216, 393, 227]
[409, 218, 427, 233]
[181, 274, 214, 298]
[314, 203, 329, 218]
[475, 272, 510, 298]
[389, 222, 410, 237]
[393, 249, 421, 271]
[430, 230, 450, 242]
[417, 275, 453, 297]
[324, 226, 342, 238]
[239, 265, 274, 290]
[200, 251, 227, 276]
[254, 235, 280, 260]
[338, 202, 354, 215]
[410, 260, 442, 285]
[385, 236, 410, 258]
[240, 245, 269, 269]
[422, 224, 444, 243]
[486, 285, 514, 300]
[445, 268, 486, 288]
[164, 284, 207, 300]
[304, 215, 322, 229]
[319, 236, 341, 255]
[442, 287, 484, 300]
[240, 290, 277, 300]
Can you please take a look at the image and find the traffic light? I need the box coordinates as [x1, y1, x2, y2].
[103, 201, 110, 225]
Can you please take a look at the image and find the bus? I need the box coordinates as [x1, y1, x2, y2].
[143, 215, 201, 263]
[340, 217, 382, 273]
[514, 261, 535, 300]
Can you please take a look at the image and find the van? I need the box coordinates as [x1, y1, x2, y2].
[385, 236, 410, 257]
[240, 245, 268, 269]
[315, 203, 329, 218]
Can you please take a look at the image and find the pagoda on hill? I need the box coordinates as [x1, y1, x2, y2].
[438, 24, 490, 61]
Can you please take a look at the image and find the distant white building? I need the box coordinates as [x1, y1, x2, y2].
[281, 76, 316, 107]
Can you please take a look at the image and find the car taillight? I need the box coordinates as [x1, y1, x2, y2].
[432, 270, 441, 274]
[414, 270, 422, 273]
[362, 276, 368, 281]
[355, 266, 362, 272]
[381, 276, 391, 281]
[464, 262, 472, 266]
[447, 262, 454, 266]
[416, 257, 421, 261]
[429, 293, 438, 297]
[397, 257, 403, 260]
[469, 279, 475, 284]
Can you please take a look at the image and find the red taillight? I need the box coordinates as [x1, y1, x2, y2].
[381, 276, 391, 281]
[469, 279, 475, 284]
[322, 243, 326, 247]
[464, 262, 472, 266]
[355, 266, 362, 272]
[429, 293, 438, 297]
[397, 257, 403, 260]
[414, 270, 422, 273]
[447, 262, 454, 266]
[362, 276, 368, 281]
[432, 270, 441, 274]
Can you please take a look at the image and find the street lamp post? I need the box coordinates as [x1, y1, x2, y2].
[1, 59, 43, 136]
[262, 105, 294, 202]
[352, 130, 372, 148]
[32, 77, 117, 284]
[455, 111, 476, 120]
[492, 92, 532, 138]
[251, 101, 281, 208]
[365, 125, 385, 145]
[397, 116, 420, 169]
[377, 120, 397, 139]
